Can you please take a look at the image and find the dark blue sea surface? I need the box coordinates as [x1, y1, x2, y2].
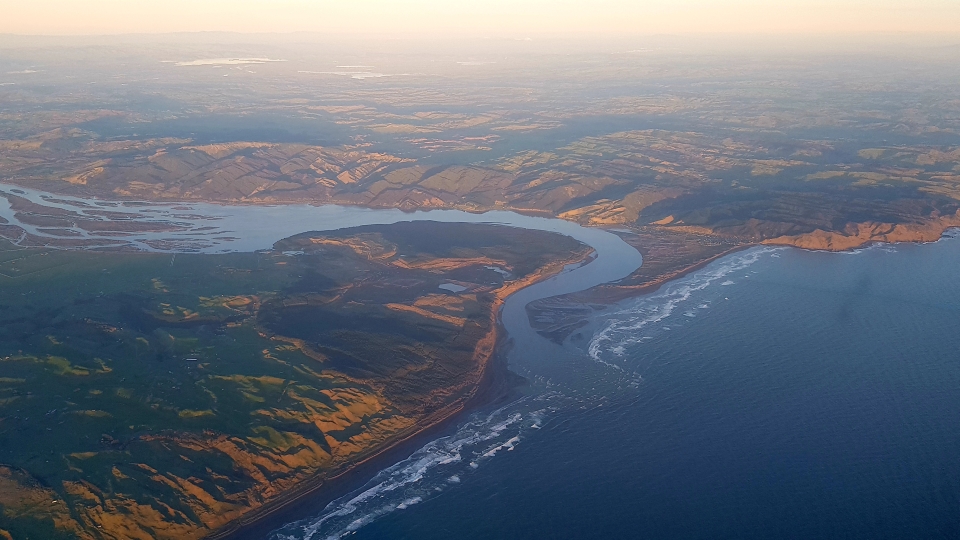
[272, 236, 960, 540]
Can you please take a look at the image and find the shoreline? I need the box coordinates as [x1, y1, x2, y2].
[8, 178, 959, 537]
[536, 225, 960, 348]
[588, 244, 754, 305]
[208, 367, 518, 540]
[522, 244, 752, 344]
[206, 251, 589, 540]
[5, 180, 960, 259]
[212, 228, 960, 539]
[207, 326, 518, 540]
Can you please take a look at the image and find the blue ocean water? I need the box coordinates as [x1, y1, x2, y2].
[272, 236, 960, 540]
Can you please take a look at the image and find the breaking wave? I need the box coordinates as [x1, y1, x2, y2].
[269, 247, 787, 540]
[268, 403, 549, 540]
[588, 247, 780, 366]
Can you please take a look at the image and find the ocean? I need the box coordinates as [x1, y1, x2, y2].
[270, 235, 960, 540]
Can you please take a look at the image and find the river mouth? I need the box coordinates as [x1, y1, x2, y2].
[0, 183, 645, 539]
[7, 184, 957, 540]
[0, 184, 643, 322]
[0, 183, 644, 344]
[299, 236, 960, 540]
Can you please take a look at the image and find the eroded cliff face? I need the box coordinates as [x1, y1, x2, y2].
[0, 223, 589, 539]
[762, 212, 960, 251]
[526, 208, 960, 348]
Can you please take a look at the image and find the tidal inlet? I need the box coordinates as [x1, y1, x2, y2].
[1, 4, 960, 539]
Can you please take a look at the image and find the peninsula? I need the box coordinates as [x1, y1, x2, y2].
[2, 36, 960, 539]
[0, 222, 589, 539]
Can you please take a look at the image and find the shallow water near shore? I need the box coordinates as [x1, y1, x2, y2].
[0, 183, 637, 257]
[0, 183, 642, 538]
[276, 235, 960, 540]
[5, 184, 959, 539]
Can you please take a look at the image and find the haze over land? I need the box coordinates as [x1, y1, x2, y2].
[2, 10, 960, 539]
[3, 35, 960, 252]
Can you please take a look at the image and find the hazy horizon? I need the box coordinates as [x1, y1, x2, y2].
[3, 0, 960, 37]
[2, 31, 960, 59]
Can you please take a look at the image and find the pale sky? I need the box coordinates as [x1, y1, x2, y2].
[2, 0, 959, 36]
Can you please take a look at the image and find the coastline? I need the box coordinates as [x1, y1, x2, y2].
[212, 226, 960, 540]
[207, 371, 516, 540]
[760, 215, 960, 252]
[235, 229, 950, 539]
[579, 244, 754, 305]
[530, 216, 960, 346]
[7, 177, 960, 538]
[206, 250, 590, 540]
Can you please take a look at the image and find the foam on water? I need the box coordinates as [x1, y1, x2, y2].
[0, 181, 647, 540]
[841, 244, 897, 255]
[588, 248, 781, 366]
[268, 404, 547, 540]
[266, 232, 960, 539]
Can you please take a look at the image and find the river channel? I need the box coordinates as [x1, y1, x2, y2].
[0, 183, 644, 539]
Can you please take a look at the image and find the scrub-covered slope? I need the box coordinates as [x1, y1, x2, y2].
[0, 222, 588, 539]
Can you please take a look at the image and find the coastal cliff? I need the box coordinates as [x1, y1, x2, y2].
[762, 212, 960, 251]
